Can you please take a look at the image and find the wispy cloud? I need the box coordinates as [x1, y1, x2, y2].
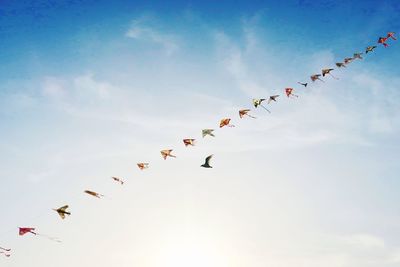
[125, 17, 179, 55]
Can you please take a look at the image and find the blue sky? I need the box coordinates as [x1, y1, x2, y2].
[1, 1, 400, 266]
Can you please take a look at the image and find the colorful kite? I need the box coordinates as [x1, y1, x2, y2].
[19, 227, 61, 242]
[335, 62, 346, 68]
[322, 68, 338, 79]
[161, 149, 176, 160]
[202, 129, 215, 138]
[183, 138, 196, 146]
[297, 82, 308, 87]
[353, 52, 363, 60]
[285, 88, 298, 98]
[137, 163, 149, 170]
[111, 176, 124, 185]
[253, 98, 271, 112]
[268, 95, 279, 104]
[219, 118, 235, 128]
[365, 46, 377, 53]
[201, 155, 213, 168]
[344, 57, 354, 64]
[84, 190, 104, 198]
[53, 205, 71, 219]
[239, 109, 256, 119]
[378, 36, 389, 47]
[310, 74, 324, 82]
[387, 32, 396, 40]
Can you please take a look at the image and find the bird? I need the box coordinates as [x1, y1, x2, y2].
[53, 205, 71, 219]
[201, 155, 213, 168]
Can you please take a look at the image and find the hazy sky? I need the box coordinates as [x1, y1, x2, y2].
[1, 1, 400, 266]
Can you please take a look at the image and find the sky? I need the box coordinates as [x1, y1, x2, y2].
[1, 0, 400, 266]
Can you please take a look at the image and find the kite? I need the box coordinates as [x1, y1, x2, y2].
[0, 251, 10, 257]
[239, 109, 256, 119]
[183, 138, 196, 146]
[84, 190, 104, 198]
[137, 163, 149, 170]
[253, 98, 271, 113]
[365, 46, 377, 53]
[111, 176, 124, 185]
[219, 118, 235, 128]
[285, 88, 298, 98]
[322, 68, 338, 79]
[201, 155, 213, 168]
[378, 37, 389, 47]
[53, 205, 71, 219]
[0, 247, 10, 252]
[344, 57, 354, 64]
[310, 74, 324, 83]
[202, 129, 215, 138]
[353, 52, 363, 60]
[161, 149, 176, 160]
[387, 32, 396, 40]
[297, 82, 308, 87]
[268, 95, 279, 104]
[19, 227, 61, 242]
[335, 62, 346, 68]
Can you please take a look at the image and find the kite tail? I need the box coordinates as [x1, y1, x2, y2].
[260, 105, 271, 113]
[36, 233, 62, 243]
[291, 94, 299, 98]
[318, 79, 325, 83]
[383, 43, 389, 47]
[247, 114, 257, 119]
[329, 74, 339, 80]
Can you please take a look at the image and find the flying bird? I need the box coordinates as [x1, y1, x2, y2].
[268, 95, 279, 104]
[183, 138, 196, 146]
[111, 176, 124, 185]
[219, 118, 234, 128]
[297, 82, 308, 87]
[239, 109, 256, 119]
[353, 52, 363, 60]
[161, 149, 176, 160]
[202, 129, 215, 138]
[137, 163, 149, 170]
[322, 68, 338, 79]
[253, 98, 271, 112]
[310, 74, 324, 82]
[378, 36, 389, 47]
[335, 62, 346, 68]
[201, 155, 213, 168]
[365, 46, 377, 53]
[53, 205, 71, 219]
[84, 190, 104, 198]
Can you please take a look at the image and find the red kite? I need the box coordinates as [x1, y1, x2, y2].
[378, 37, 389, 47]
[137, 163, 149, 170]
[310, 74, 324, 82]
[387, 32, 396, 40]
[161, 149, 176, 160]
[285, 88, 298, 98]
[183, 138, 196, 146]
[239, 109, 256, 119]
[18, 227, 61, 242]
[219, 118, 235, 128]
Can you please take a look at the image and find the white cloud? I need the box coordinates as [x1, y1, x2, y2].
[126, 18, 179, 55]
